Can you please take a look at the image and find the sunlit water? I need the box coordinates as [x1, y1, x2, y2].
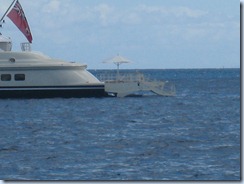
[0, 69, 240, 180]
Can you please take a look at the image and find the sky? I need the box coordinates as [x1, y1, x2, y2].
[0, 0, 240, 69]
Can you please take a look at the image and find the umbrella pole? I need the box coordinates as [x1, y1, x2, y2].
[116, 63, 120, 81]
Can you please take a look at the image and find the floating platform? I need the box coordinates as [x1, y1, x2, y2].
[99, 72, 176, 97]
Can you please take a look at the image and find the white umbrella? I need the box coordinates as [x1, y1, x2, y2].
[104, 55, 131, 64]
[103, 54, 131, 78]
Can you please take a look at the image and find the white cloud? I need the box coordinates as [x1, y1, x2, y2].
[137, 4, 207, 18]
[23, 1, 237, 51]
[25, 2, 208, 30]
[121, 12, 141, 25]
[43, 0, 60, 13]
[174, 6, 207, 18]
[94, 4, 114, 26]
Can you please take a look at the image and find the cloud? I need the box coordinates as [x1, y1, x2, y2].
[22, 1, 209, 34]
[93, 4, 114, 26]
[175, 6, 207, 18]
[43, 0, 60, 13]
[27, 1, 236, 48]
[137, 4, 207, 18]
[119, 13, 141, 25]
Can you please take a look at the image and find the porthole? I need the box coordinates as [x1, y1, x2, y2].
[9, 58, 15, 63]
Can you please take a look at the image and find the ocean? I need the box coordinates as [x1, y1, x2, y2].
[0, 68, 240, 181]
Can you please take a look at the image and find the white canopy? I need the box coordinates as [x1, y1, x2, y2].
[103, 54, 132, 79]
[103, 55, 131, 65]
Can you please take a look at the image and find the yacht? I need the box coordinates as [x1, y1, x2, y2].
[0, 0, 107, 99]
[0, 36, 107, 99]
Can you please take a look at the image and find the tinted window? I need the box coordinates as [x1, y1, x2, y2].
[15, 74, 25, 81]
[1, 74, 11, 81]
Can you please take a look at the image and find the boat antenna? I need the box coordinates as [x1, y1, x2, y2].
[0, 0, 17, 27]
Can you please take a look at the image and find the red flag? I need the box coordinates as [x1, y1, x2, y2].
[7, 0, 33, 43]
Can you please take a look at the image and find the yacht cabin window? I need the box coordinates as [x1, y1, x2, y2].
[1, 74, 11, 81]
[15, 74, 25, 81]
[0, 74, 26, 81]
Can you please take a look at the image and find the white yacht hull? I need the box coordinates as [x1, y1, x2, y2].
[0, 52, 109, 98]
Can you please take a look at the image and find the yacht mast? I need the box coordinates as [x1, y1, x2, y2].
[0, 0, 17, 26]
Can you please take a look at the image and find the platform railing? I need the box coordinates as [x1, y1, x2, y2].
[97, 72, 148, 82]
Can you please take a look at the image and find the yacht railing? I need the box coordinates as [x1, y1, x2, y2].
[21, 42, 31, 52]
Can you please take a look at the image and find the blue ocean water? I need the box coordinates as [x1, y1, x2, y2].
[0, 69, 240, 181]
